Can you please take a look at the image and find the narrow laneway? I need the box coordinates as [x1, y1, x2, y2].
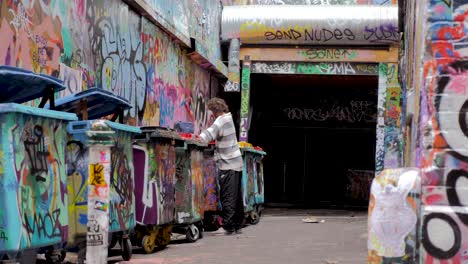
[116, 209, 367, 264]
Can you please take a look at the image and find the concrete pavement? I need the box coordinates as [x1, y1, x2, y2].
[112, 209, 368, 264]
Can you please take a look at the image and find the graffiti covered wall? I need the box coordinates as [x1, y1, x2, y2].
[0, 0, 221, 133]
[222, 0, 397, 5]
[415, 0, 468, 262]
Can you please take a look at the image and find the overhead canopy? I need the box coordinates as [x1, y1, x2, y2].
[222, 5, 399, 46]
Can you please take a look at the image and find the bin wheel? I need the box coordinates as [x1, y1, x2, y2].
[250, 209, 260, 225]
[121, 238, 133, 261]
[155, 227, 171, 248]
[109, 235, 119, 249]
[77, 247, 86, 264]
[45, 249, 65, 264]
[196, 223, 204, 239]
[186, 224, 200, 243]
[142, 235, 155, 254]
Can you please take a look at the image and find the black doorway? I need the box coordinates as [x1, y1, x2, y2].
[248, 74, 378, 208]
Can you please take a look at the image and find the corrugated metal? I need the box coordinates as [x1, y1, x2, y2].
[222, 5, 399, 45]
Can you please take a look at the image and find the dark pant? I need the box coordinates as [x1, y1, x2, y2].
[218, 169, 244, 231]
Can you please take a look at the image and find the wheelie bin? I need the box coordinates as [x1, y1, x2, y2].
[173, 134, 207, 242]
[52, 88, 141, 263]
[132, 127, 183, 253]
[0, 66, 78, 263]
[240, 143, 267, 225]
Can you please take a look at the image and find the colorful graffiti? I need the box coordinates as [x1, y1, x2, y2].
[240, 62, 251, 142]
[109, 130, 135, 232]
[0, 0, 219, 132]
[251, 62, 379, 75]
[368, 168, 421, 263]
[243, 153, 256, 212]
[203, 154, 219, 212]
[375, 63, 404, 175]
[191, 149, 205, 221]
[241, 149, 266, 212]
[415, 1, 468, 263]
[175, 148, 192, 224]
[223, 0, 397, 4]
[0, 110, 70, 256]
[66, 138, 89, 245]
[134, 140, 177, 226]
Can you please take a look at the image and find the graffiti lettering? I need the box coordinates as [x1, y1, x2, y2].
[0, 230, 7, 241]
[240, 63, 251, 141]
[422, 213, 461, 260]
[251, 62, 376, 75]
[299, 48, 357, 60]
[364, 23, 399, 43]
[59, 63, 83, 97]
[264, 28, 356, 42]
[283, 100, 376, 123]
[8, 3, 33, 39]
[111, 147, 132, 203]
[23, 125, 49, 182]
[24, 209, 62, 239]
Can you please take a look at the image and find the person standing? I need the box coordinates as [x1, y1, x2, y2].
[199, 97, 244, 235]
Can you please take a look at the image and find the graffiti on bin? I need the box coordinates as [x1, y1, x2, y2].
[109, 132, 135, 231]
[0, 115, 68, 251]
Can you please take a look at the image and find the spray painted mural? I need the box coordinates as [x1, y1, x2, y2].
[0, 0, 220, 133]
[414, 0, 468, 263]
[375, 63, 404, 175]
[0, 111, 70, 257]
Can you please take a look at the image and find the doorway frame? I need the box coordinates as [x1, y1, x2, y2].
[238, 46, 403, 176]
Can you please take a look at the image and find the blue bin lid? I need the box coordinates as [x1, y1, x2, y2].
[51, 88, 132, 120]
[0, 103, 78, 121]
[0, 65, 65, 104]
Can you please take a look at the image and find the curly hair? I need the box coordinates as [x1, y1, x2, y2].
[207, 97, 229, 114]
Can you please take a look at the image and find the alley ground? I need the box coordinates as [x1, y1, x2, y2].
[111, 208, 368, 264]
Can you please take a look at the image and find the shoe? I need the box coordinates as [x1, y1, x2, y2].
[235, 229, 242, 234]
[224, 230, 235, 235]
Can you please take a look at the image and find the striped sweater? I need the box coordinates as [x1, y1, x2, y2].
[199, 112, 243, 171]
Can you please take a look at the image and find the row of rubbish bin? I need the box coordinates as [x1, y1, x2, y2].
[0, 66, 266, 263]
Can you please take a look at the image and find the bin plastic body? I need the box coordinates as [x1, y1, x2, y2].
[66, 120, 140, 246]
[174, 142, 205, 225]
[0, 104, 77, 257]
[133, 130, 179, 226]
[241, 147, 266, 216]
